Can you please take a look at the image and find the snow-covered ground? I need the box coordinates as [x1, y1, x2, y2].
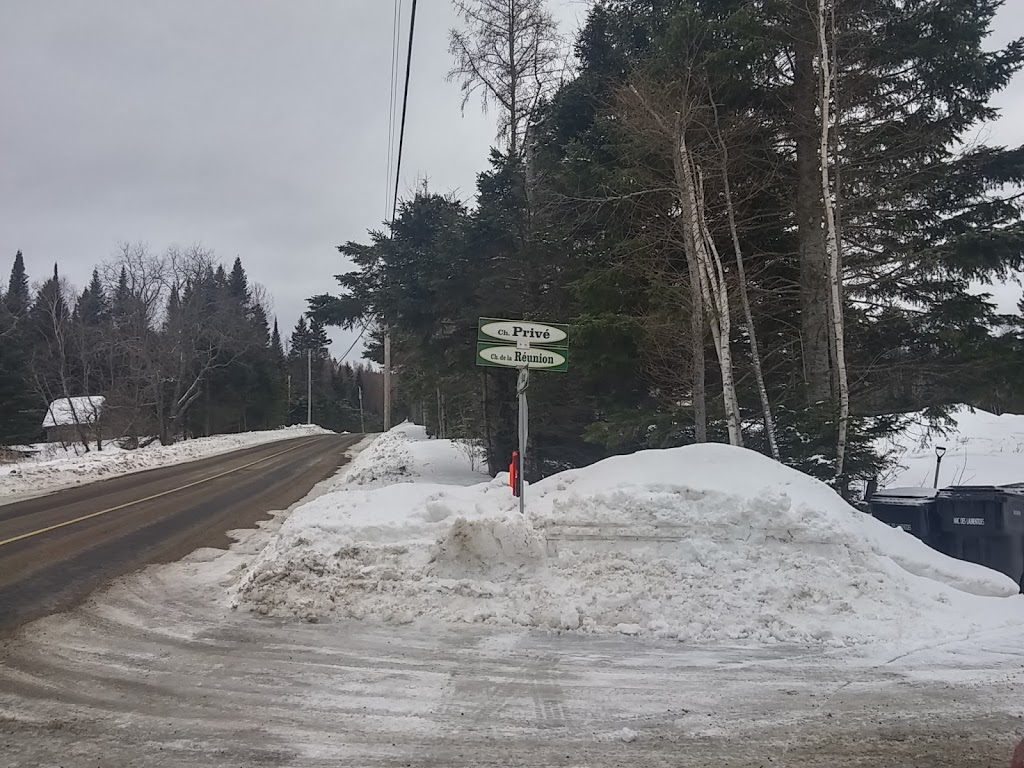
[0, 424, 334, 502]
[3, 424, 1021, 766]
[878, 406, 1024, 488]
[234, 423, 1024, 648]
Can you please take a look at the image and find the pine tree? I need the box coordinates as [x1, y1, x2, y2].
[289, 316, 310, 357]
[307, 316, 331, 362]
[77, 269, 109, 327]
[526, 0, 1024, 480]
[33, 264, 70, 332]
[271, 319, 285, 362]
[4, 251, 30, 316]
[0, 251, 42, 443]
[228, 257, 249, 303]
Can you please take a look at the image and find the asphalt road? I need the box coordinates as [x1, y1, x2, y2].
[0, 433, 361, 633]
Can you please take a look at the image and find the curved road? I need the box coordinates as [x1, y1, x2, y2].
[0, 433, 361, 632]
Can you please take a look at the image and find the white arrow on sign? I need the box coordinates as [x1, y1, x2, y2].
[479, 319, 567, 346]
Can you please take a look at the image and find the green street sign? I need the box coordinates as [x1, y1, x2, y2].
[477, 342, 569, 372]
[478, 318, 569, 350]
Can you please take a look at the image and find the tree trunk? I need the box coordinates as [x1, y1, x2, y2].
[676, 127, 742, 447]
[689, 265, 708, 443]
[712, 97, 780, 459]
[794, 41, 832, 406]
[818, 0, 850, 482]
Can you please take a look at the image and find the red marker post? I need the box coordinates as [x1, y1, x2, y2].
[509, 451, 520, 498]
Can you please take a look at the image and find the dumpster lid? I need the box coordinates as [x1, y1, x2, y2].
[870, 488, 938, 506]
[872, 487, 939, 499]
[939, 485, 1024, 499]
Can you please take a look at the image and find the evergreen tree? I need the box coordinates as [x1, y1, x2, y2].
[77, 269, 109, 327]
[113, 267, 130, 315]
[4, 250, 30, 316]
[0, 252, 42, 443]
[32, 264, 70, 334]
[228, 257, 249, 302]
[307, 0, 1023, 485]
[271, 319, 285, 362]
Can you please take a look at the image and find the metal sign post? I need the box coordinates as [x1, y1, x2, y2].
[476, 318, 567, 514]
[517, 366, 529, 516]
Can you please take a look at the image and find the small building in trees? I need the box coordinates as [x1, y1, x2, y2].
[41, 396, 106, 444]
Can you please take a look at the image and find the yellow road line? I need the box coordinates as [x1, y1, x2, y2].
[0, 436, 328, 549]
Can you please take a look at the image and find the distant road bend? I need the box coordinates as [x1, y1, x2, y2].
[0, 433, 361, 633]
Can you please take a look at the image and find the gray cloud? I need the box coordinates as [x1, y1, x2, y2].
[0, 0, 1021, 358]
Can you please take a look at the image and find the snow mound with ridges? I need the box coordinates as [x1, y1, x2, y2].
[235, 426, 1022, 646]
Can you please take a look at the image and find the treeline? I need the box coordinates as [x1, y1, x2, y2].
[0, 246, 378, 448]
[311, 0, 1024, 491]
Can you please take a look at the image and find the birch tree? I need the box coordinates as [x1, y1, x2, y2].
[677, 133, 743, 446]
[626, 80, 744, 446]
[817, 0, 850, 480]
[709, 96, 780, 459]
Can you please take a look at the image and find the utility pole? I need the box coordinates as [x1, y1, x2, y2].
[381, 0, 415, 436]
[383, 329, 392, 431]
[307, 349, 312, 425]
[358, 384, 365, 433]
[286, 373, 291, 425]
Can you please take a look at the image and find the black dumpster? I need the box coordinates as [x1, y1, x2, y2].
[868, 488, 941, 545]
[936, 486, 1024, 589]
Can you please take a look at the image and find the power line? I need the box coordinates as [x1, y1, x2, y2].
[384, 0, 403, 220]
[391, 0, 418, 223]
[384, 0, 417, 432]
[336, 319, 370, 364]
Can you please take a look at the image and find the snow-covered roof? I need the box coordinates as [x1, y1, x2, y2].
[42, 396, 105, 428]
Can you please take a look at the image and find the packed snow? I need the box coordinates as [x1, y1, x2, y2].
[235, 424, 1023, 646]
[878, 406, 1024, 489]
[0, 424, 334, 502]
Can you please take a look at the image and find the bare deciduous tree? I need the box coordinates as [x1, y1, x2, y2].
[96, 243, 266, 446]
[708, 95, 781, 459]
[28, 272, 98, 452]
[448, 0, 565, 159]
[625, 80, 745, 446]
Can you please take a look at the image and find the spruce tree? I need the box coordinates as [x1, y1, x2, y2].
[0, 251, 42, 443]
[4, 251, 30, 316]
[271, 319, 285, 362]
[228, 257, 249, 303]
[77, 269, 109, 327]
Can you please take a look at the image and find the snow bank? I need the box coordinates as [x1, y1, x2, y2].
[0, 424, 334, 501]
[879, 406, 1024, 489]
[235, 427, 1023, 646]
[341, 422, 486, 488]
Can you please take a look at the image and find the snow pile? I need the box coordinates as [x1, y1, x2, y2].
[235, 427, 1022, 646]
[879, 406, 1024, 489]
[341, 422, 486, 488]
[0, 424, 334, 501]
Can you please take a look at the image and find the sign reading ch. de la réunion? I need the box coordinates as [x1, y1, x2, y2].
[476, 317, 569, 371]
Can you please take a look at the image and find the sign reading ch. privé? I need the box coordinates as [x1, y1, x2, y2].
[476, 317, 569, 371]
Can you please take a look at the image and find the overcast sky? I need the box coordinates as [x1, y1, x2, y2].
[1, 1, 1021, 359]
